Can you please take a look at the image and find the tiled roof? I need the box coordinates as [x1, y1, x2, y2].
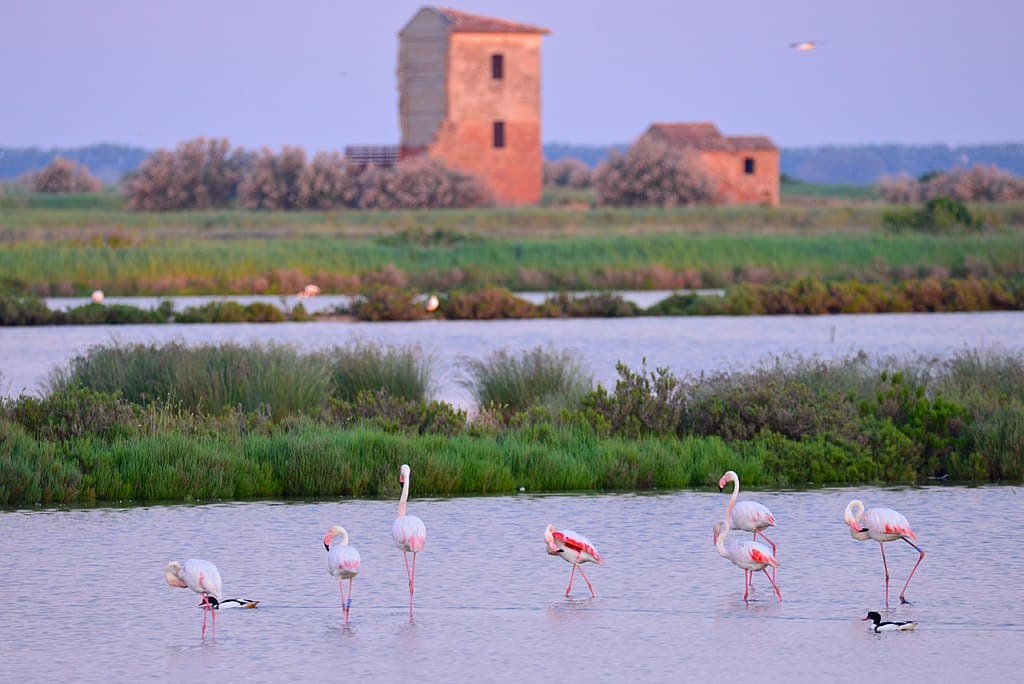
[645, 122, 776, 151]
[435, 7, 550, 34]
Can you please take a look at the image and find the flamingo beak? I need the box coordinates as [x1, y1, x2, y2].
[324, 542, 330, 551]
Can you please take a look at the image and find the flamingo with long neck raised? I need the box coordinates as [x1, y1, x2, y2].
[392, 464, 426, 618]
[165, 558, 222, 639]
[844, 499, 925, 607]
[324, 525, 361, 625]
[712, 520, 782, 603]
[545, 524, 604, 597]
[719, 471, 777, 567]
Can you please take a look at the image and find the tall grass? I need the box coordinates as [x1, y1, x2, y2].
[461, 347, 593, 413]
[324, 341, 432, 401]
[0, 419, 767, 506]
[46, 341, 431, 417]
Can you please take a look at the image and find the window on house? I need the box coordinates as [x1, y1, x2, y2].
[491, 53, 504, 80]
[493, 121, 506, 149]
[744, 157, 756, 175]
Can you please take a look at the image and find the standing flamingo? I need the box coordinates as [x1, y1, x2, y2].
[165, 559, 223, 639]
[719, 471, 778, 563]
[712, 520, 782, 603]
[393, 464, 426, 618]
[324, 525, 361, 625]
[844, 499, 925, 607]
[544, 524, 604, 597]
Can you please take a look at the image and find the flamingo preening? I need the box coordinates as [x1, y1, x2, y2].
[393, 464, 426, 618]
[325, 525, 361, 625]
[544, 524, 604, 597]
[719, 470, 778, 579]
[712, 520, 782, 603]
[844, 499, 925, 607]
[165, 559, 223, 639]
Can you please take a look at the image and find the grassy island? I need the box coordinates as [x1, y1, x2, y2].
[2, 342, 1021, 507]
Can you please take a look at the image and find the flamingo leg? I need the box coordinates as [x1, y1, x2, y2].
[346, 578, 354, 623]
[899, 537, 926, 605]
[743, 569, 751, 602]
[761, 568, 783, 602]
[565, 564, 577, 596]
[577, 565, 596, 598]
[879, 542, 891, 608]
[402, 551, 414, 617]
[754, 530, 778, 582]
[211, 600, 216, 639]
[200, 594, 209, 639]
[338, 580, 347, 623]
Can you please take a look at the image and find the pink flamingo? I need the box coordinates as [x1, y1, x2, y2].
[719, 470, 777, 561]
[324, 525, 361, 625]
[392, 464, 426, 618]
[712, 520, 782, 603]
[544, 524, 604, 597]
[165, 559, 222, 639]
[844, 499, 925, 607]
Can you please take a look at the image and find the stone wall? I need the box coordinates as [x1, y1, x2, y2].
[700, 149, 780, 206]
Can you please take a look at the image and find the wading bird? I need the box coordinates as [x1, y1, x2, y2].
[719, 470, 777, 578]
[844, 500, 925, 607]
[712, 520, 782, 603]
[165, 559, 222, 639]
[325, 525, 361, 625]
[544, 524, 604, 597]
[393, 464, 426, 618]
[863, 611, 918, 632]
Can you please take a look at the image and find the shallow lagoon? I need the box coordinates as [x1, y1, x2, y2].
[1, 487, 1022, 682]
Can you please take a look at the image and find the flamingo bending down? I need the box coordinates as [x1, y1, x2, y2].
[393, 464, 426, 618]
[712, 520, 782, 603]
[325, 525, 361, 625]
[844, 499, 925, 607]
[544, 524, 604, 597]
[719, 470, 777, 579]
[165, 559, 223, 639]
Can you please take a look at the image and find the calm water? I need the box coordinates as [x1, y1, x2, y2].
[1, 487, 1022, 682]
[1, 311, 1022, 405]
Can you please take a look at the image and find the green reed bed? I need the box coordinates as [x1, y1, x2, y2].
[4, 230, 1024, 296]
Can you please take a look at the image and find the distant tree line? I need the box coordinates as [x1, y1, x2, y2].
[16, 157, 103, 193]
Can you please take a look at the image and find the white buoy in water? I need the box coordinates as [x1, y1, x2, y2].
[425, 294, 440, 312]
[90, 290, 104, 304]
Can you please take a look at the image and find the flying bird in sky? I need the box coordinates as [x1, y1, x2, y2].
[790, 41, 822, 51]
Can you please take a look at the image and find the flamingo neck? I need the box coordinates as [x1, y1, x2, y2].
[844, 500, 864, 532]
[725, 475, 739, 524]
[714, 524, 730, 558]
[398, 477, 410, 518]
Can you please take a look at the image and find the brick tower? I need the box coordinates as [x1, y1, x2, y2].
[398, 7, 549, 205]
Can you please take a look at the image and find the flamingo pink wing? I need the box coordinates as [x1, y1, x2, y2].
[553, 531, 602, 561]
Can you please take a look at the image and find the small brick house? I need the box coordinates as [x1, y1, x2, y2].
[639, 122, 780, 206]
[397, 7, 549, 205]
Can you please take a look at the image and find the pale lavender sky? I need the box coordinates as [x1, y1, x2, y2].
[3, 0, 1020, 151]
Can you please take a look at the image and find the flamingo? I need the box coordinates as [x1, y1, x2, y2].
[165, 559, 222, 639]
[844, 499, 925, 607]
[544, 524, 604, 597]
[393, 463, 426, 618]
[718, 470, 777, 580]
[712, 520, 782, 603]
[324, 525, 361, 625]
